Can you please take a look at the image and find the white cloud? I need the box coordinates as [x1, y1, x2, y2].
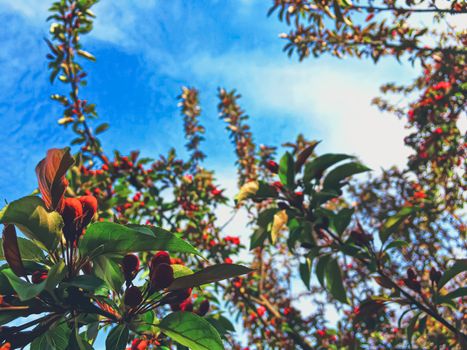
[185, 51, 414, 170]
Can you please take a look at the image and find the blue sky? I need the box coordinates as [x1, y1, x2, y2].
[0, 0, 418, 204]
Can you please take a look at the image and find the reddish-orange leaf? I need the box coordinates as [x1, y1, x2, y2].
[35, 148, 74, 212]
[2, 224, 26, 277]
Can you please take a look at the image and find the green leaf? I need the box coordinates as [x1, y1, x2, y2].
[168, 264, 254, 291]
[79, 222, 201, 257]
[31, 320, 71, 350]
[323, 162, 371, 190]
[256, 181, 278, 199]
[159, 311, 224, 350]
[106, 325, 129, 350]
[332, 208, 354, 236]
[438, 259, 467, 288]
[316, 255, 331, 288]
[0, 237, 45, 262]
[2, 260, 65, 301]
[172, 264, 194, 279]
[303, 153, 353, 184]
[380, 206, 414, 244]
[299, 258, 311, 289]
[325, 258, 348, 304]
[279, 152, 295, 189]
[250, 228, 268, 250]
[384, 240, 409, 251]
[95, 123, 109, 134]
[62, 275, 106, 291]
[0, 196, 63, 251]
[443, 287, 467, 300]
[92, 256, 125, 293]
[406, 312, 421, 346]
[44, 260, 67, 292]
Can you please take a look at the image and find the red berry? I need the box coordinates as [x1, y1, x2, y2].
[210, 188, 223, 196]
[150, 263, 174, 291]
[150, 251, 171, 269]
[265, 160, 279, 173]
[124, 286, 143, 307]
[225, 257, 233, 264]
[257, 305, 266, 317]
[78, 195, 98, 227]
[131, 339, 149, 350]
[198, 299, 210, 316]
[31, 270, 48, 284]
[62, 197, 83, 242]
[122, 254, 140, 281]
[180, 299, 193, 312]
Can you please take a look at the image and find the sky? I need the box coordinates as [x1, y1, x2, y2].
[0, 0, 426, 348]
[0, 0, 419, 205]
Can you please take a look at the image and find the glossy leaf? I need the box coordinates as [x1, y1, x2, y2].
[299, 258, 312, 289]
[332, 208, 354, 236]
[172, 264, 194, 279]
[168, 264, 254, 291]
[159, 311, 224, 350]
[384, 240, 409, 251]
[380, 206, 414, 244]
[79, 222, 200, 257]
[2, 224, 26, 276]
[0, 196, 63, 252]
[325, 258, 348, 304]
[295, 141, 320, 172]
[322, 162, 370, 190]
[438, 259, 467, 288]
[62, 275, 106, 291]
[2, 260, 65, 301]
[30, 321, 71, 350]
[303, 153, 353, 184]
[0, 236, 45, 262]
[35, 147, 74, 212]
[106, 325, 129, 350]
[92, 256, 125, 293]
[279, 152, 295, 189]
[316, 255, 331, 288]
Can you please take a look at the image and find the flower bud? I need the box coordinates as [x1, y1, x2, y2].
[265, 160, 279, 173]
[122, 254, 140, 281]
[407, 268, 417, 280]
[124, 286, 143, 307]
[31, 270, 48, 284]
[62, 197, 83, 242]
[150, 263, 174, 292]
[131, 339, 149, 350]
[150, 251, 170, 269]
[78, 195, 98, 227]
[180, 299, 193, 312]
[198, 299, 210, 316]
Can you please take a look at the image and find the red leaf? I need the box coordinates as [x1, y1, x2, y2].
[35, 148, 74, 212]
[2, 224, 26, 277]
